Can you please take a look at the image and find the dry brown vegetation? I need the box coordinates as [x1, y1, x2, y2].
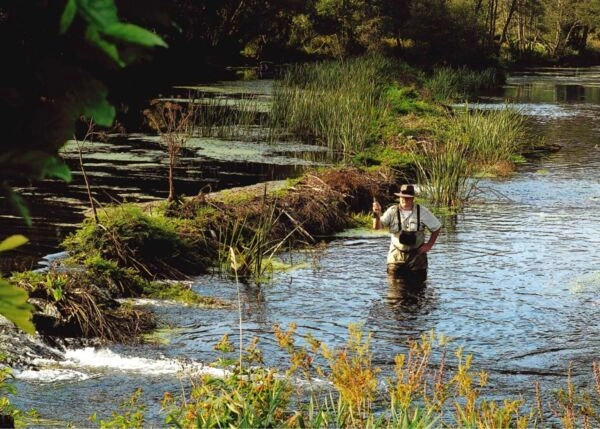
[208, 166, 399, 239]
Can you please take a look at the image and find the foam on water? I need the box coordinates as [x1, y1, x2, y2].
[15, 347, 229, 383]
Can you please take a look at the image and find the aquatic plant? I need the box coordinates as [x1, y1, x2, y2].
[90, 388, 146, 428]
[216, 188, 293, 284]
[0, 364, 18, 428]
[270, 55, 397, 155]
[424, 66, 505, 102]
[193, 94, 269, 139]
[411, 137, 474, 208]
[142, 281, 230, 308]
[411, 106, 531, 207]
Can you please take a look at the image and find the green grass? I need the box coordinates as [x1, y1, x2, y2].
[270, 55, 400, 155]
[410, 106, 531, 208]
[424, 66, 505, 102]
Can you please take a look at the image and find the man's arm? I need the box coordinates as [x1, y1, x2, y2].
[417, 228, 440, 254]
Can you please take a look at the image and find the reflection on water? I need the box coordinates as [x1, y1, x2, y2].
[503, 66, 600, 104]
[386, 271, 427, 308]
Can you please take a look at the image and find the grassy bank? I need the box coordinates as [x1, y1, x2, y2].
[271, 57, 537, 208]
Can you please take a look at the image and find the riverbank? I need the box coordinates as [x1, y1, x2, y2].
[3, 166, 400, 351]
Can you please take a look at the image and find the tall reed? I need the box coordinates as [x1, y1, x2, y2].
[194, 95, 268, 139]
[425, 66, 505, 102]
[412, 106, 530, 207]
[450, 105, 529, 167]
[270, 56, 395, 155]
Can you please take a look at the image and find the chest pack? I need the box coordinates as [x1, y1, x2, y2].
[396, 204, 420, 245]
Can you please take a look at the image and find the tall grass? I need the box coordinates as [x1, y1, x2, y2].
[412, 106, 530, 207]
[452, 106, 529, 166]
[270, 56, 395, 155]
[194, 95, 268, 139]
[411, 138, 474, 208]
[425, 66, 505, 102]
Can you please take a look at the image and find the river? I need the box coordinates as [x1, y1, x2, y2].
[9, 68, 600, 425]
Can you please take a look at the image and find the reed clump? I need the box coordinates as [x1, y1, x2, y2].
[410, 106, 531, 207]
[194, 95, 269, 139]
[424, 66, 505, 102]
[270, 56, 397, 155]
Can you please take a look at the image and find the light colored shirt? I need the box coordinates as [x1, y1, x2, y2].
[380, 204, 441, 233]
[380, 204, 442, 256]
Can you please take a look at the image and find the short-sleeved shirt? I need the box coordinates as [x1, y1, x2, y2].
[380, 204, 441, 234]
[380, 204, 442, 255]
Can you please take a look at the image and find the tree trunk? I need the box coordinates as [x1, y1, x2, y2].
[498, 0, 519, 52]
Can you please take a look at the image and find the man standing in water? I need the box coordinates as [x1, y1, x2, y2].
[372, 184, 442, 281]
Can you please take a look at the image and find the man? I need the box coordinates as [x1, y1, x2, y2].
[372, 184, 442, 279]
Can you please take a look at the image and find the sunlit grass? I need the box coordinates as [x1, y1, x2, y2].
[425, 66, 505, 102]
[410, 106, 531, 208]
[270, 56, 397, 156]
[88, 325, 600, 428]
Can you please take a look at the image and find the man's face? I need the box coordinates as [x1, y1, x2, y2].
[399, 196, 414, 209]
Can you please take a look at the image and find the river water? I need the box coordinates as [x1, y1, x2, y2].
[10, 68, 600, 425]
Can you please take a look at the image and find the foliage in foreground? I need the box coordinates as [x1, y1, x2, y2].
[90, 326, 600, 429]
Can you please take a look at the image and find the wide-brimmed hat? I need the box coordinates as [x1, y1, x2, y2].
[394, 184, 416, 198]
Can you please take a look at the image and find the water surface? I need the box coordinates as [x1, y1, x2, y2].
[11, 69, 600, 425]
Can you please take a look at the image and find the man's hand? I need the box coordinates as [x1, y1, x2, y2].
[372, 199, 382, 230]
[372, 199, 382, 216]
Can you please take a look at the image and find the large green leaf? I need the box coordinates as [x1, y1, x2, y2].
[0, 279, 35, 335]
[78, 80, 117, 126]
[16, 151, 72, 181]
[103, 23, 168, 48]
[64, 0, 166, 67]
[77, 0, 120, 28]
[0, 235, 29, 253]
[60, 0, 78, 34]
[0, 235, 34, 334]
[3, 185, 32, 227]
[85, 26, 123, 66]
